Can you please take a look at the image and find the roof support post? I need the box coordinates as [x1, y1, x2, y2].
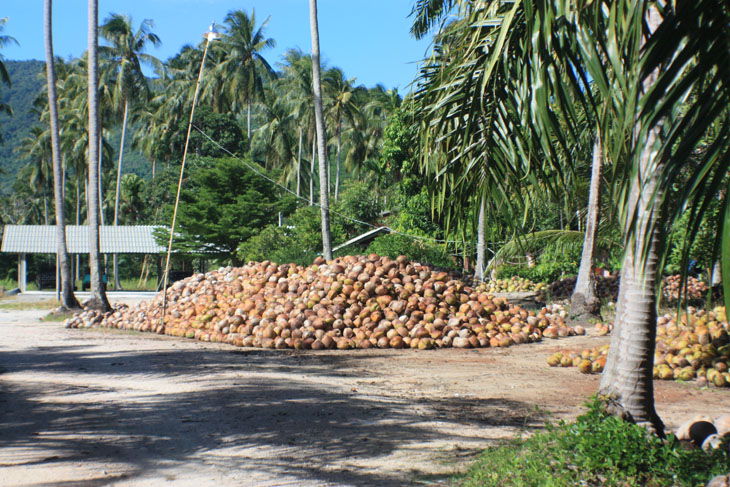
[56, 252, 60, 302]
[18, 253, 27, 293]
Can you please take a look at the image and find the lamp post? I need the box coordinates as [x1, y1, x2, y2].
[160, 22, 220, 326]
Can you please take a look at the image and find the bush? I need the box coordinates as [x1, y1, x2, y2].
[237, 206, 346, 267]
[460, 397, 730, 487]
[333, 182, 383, 238]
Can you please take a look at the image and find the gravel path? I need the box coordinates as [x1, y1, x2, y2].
[1, 295, 728, 486]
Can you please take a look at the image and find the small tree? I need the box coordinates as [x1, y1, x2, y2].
[170, 156, 295, 264]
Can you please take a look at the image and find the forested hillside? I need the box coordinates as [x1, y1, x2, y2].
[0, 60, 44, 194]
[0, 60, 151, 196]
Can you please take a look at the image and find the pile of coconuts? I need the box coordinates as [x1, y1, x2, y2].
[65, 254, 582, 350]
[662, 274, 710, 304]
[547, 306, 730, 387]
[548, 274, 710, 304]
[477, 276, 548, 294]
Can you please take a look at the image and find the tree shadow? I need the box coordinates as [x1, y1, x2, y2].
[0, 345, 546, 486]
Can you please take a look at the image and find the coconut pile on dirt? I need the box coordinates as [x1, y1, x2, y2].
[547, 306, 730, 387]
[662, 275, 711, 304]
[65, 254, 584, 350]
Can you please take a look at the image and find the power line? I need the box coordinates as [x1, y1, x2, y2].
[191, 123, 495, 251]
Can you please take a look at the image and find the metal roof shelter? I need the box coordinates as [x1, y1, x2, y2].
[1, 225, 166, 254]
[1, 225, 167, 292]
[332, 226, 392, 254]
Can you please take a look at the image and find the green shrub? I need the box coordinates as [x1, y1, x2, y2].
[237, 206, 346, 267]
[460, 397, 730, 487]
[333, 182, 383, 238]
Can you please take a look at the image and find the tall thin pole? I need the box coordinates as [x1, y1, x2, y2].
[160, 24, 219, 325]
[309, 0, 332, 261]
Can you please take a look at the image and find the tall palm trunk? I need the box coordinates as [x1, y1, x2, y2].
[76, 178, 81, 283]
[571, 135, 602, 317]
[475, 194, 486, 280]
[112, 98, 129, 291]
[87, 0, 111, 312]
[296, 126, 303, 197]
[247, 98, 252, 147]
[335, 116, 342, 201]
[309, 0, 332, 261]
[598, 7, 664, 436]
[42, 181, 49, 225]
[310, 135, 315, 205]
[45, 0, 79, 309]
[98, 133, 104, 226]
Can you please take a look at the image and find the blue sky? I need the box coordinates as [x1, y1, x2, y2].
[2, 1, 434, 92]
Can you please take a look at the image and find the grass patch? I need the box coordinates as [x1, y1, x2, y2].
[42, 310, 77, 322]
[0, 299, 61, 311]
[105, 278, 159, 292]
[0, 278, 38, 291]
[458, 397, 730, 487]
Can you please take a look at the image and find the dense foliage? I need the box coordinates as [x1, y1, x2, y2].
[460, 398, 730, 487]
[170, 156, 296, 263]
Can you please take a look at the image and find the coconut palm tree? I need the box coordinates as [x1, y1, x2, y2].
[100, 13, 162, 290]
[44, 0, 80, 309]
[217, 9, 276, 146]
[100, 14, 162, 220]
[254, 84, 296, 174]
[414, 0, 730, 435]
[87, 0, 111, 312]
[324, 67, 360, 201]
[0, 17, 18, 87]
[17, 127, 52, 225]
[309, 0, 332, 261]
[0, 17, 18, 141]
[279, 49, 316, 200]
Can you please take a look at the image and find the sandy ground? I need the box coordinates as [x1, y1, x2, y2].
[1, 293, 728, 487]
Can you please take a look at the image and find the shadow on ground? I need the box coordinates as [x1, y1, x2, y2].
[0, 344, 545, 486]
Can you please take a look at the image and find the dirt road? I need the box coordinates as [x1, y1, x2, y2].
[1, 296, 728, 486]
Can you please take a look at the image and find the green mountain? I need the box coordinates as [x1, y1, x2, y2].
[0, 59, 152, 197]
[0, 60, 45, 195]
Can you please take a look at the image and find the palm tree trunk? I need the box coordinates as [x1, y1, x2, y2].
[87, 0, 111, 312]
[475, 194, 486, 280]
[76, 178, 81, 283]
[571, 135, 602, 318]
[335, 116, 342, 201]
[296, 126, 302, 198]
[310, 135, 315, 206]
[598, 7, 663, 436]
[112, 99, 128, 291]
[45, 0, 79, 309]
[98, 133, 104, 226]
[42, 182, 49, 225]
[309, 0, 332, 261]
[247, 98, 252, 148]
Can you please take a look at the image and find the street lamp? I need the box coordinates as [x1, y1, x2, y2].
[160, 21, 220, 326]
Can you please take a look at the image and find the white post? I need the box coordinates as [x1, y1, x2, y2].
[56, 252, 60, 301]
[19, 253, 27, 292]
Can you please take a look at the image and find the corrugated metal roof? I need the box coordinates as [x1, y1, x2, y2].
[332, 226, 392, 253]
[0, 225, 167, 254]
